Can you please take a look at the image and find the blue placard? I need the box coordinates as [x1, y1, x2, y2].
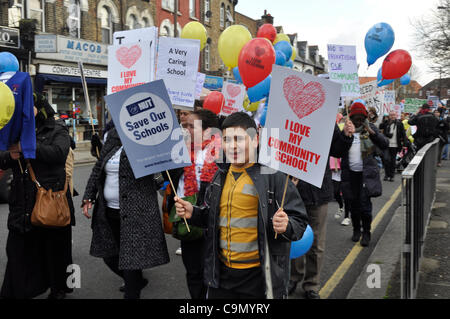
[203, 75, 224, 91]
[104, 80, 191, 178]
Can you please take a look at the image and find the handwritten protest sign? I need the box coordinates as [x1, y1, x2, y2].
[259, 65, 342, 188]
[359, 80, 384, 123]
[220, 81, 246, 116]
[383, 90, 396, 114]
[327, 44, 360, 97]
[104, 80, 191, 178]
[156, 37, 200, 109]
[113, 27, 158, 82]
[107, 41, 152, 94]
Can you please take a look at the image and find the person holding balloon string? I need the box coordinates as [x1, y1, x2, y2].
[174, 112, 308, 299]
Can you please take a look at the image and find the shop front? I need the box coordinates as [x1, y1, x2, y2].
[33, 35, 108, 142]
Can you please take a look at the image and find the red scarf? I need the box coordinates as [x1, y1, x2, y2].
[183, 134, 220, 197]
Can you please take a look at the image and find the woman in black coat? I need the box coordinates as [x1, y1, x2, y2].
[82, 128, 169, 299]
[0, 93, 74, 299]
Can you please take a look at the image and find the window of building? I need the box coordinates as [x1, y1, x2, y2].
[204, 0, 210, 22]
[142, 17, 150, 28]
[204, 43, 210, 71]
[127, 14, 140, 30]
[160, 26, 171, 37]
[100, 6, 112, 44]
[8, 0, 24, 28]
[190, 0, 196, 18]
[226, 6, 232, 28]
[162, 0, 179, 12]
[67, 0, 81, 38]
[220, 3, 225, 28]
[29, 0, 45, 32]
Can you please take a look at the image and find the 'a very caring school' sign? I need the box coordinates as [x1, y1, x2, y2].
[104, 80, 191, 178]
[259, 65, 342, 188]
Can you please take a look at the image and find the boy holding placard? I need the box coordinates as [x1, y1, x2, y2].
[174, 112, 308, 299]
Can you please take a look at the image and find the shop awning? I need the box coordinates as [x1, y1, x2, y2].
[35, 73, 107, 92]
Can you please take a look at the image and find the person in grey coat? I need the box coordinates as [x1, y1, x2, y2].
[82, 128, 169, 299]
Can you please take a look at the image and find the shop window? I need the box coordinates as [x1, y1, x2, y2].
[8, 0, 24, 28]
[100, 6, 112, 44]
[29, 0, 45, 32]
[67, 0, 81, 38]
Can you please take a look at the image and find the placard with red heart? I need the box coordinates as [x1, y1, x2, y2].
[116, 45, 142, 69]
[283, 75, 326, 120]
[226, 84, 242, 98]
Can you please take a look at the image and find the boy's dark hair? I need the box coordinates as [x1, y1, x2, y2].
[221, 112, 257, 138]
[193, 109, 219, 130]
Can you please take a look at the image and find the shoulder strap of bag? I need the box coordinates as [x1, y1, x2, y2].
[26, 160, 68, 192]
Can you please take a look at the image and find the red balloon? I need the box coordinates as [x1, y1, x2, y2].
[381, 49, 412, 80]
[257, 24, 277, 43]
[203, 91, 224, 115]
[238, 38, 276, 88]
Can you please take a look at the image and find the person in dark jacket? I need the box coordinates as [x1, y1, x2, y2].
[0, 92, 75, 299]
[165, 109, 220, 299]
[288, 120, 354, 299]
[379, 111, 409, 181]
[434, 110, 449, 167]
[82, 128, 169, 299]
[174, 112, 309, 299]
[408, 104, 439, 150]
[340, 102, 389, 247]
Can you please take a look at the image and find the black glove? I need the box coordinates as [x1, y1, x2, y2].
[91, 133, 103, 158]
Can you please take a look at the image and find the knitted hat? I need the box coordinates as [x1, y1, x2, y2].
[349, 102, 368, 117]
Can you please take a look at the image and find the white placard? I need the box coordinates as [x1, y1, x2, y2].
[220, 81, 246, 116]
[156, 37, 200, 109]
[107, 41, 152, 95]
[383, 90, 396, 114]
[259, 65, 342, 188]
[195, 72, 206, 99]
[359, 80, 385, 123]
[327, 44, 360, 97]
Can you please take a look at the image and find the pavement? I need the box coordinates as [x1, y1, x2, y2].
[348, 157, 450, 299]
[74, 148, 97, 165]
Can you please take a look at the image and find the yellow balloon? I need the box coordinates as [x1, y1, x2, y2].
[181, 21, 207, 50]
[290, 46, 297, 61]
[218, 25, 252, 69]
[243, 97, 260, 112]
[273, 33, 290, 45]
[0, 82, 15, 130]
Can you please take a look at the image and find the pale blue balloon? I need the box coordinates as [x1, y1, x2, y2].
[275, 50, 287, 66]
[259, 104, 268, 127]
[365, 22, 395, 66]
[400, 74, 411, 85]
[248, 75, 271, 103]
[284, 60, 294, 69]
[377, 67, 394, 87]
[290, 225, 314, 259]
[274, 41, 292, 63]
[0, 52, 19, 73]
[233, 66, 242, 84]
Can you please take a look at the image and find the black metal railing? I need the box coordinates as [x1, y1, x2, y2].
[401, 138, 439, 299]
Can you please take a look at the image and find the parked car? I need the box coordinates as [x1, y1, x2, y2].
[0, 169, 12, 203]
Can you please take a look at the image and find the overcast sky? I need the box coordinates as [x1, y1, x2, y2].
[235, 0, 441, 86]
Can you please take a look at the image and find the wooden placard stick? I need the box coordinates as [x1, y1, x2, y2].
[166, 170, 190, 232]
[275, 174, 290, 239]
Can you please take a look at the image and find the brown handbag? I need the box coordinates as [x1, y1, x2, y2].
[27, 162, 71, 227]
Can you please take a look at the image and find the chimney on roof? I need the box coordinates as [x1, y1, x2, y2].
[261, 10, 274, 24]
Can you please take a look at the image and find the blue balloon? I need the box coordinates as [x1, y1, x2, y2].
[233, 66, 243, 84]
[400, 74, 411, 86]
[377, 67, 394, 87]
[247, 75, 271, 103]
[274, 41, 292, 63]
[259, 105, 268, 127]
[290, 225, 314, 259]
[364, 22, 395, 66]
[275, 50, 287, 66]
[0, 52, 19, 73]
[284, 60, 294, 69]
